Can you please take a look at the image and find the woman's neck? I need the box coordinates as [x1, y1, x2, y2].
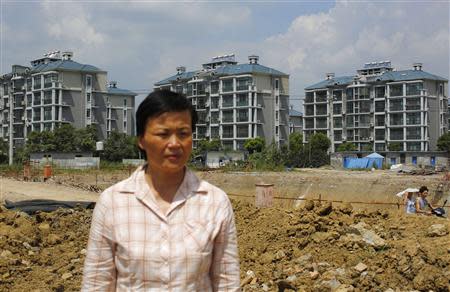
[145, 166, 185, 202]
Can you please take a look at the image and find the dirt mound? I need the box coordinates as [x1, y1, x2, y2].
[236, 200, 450, 291]
[0, 200, 449, 291]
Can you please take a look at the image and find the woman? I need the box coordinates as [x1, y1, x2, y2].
[82, 90, 240, 291]
[403, 191, 416, 214]
[415, 185, 435, 215]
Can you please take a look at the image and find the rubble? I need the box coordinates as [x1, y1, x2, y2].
[0, 199, 449, 291]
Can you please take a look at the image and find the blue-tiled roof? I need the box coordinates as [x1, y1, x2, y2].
[289, 109, 303, 117]
[154, 71, 196, 86]
[305, 76, 354, 90]
[30, 60, 104, 73]
[107, 87, 137, 96]
[305, 69, 448, 90]
[154, 63, 288, 86]
[369, 70, 448, 82]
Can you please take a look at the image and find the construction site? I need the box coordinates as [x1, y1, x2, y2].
[0, 166, 449, 291]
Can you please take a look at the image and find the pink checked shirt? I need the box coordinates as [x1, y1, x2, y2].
[82, 166, 240, 291]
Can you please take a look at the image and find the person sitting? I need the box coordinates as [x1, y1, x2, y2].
[415, 186, 435, 215]
[403, 191, 416, 214]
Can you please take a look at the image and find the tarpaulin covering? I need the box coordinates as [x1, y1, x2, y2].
[343, 153, 384, 169]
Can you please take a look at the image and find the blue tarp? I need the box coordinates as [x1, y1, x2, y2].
[343, 153, 384, 169]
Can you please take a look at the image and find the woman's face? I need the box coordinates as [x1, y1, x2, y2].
[138, 110, 193, 175]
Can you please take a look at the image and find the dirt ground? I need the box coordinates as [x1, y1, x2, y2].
[0, 168, 449, 291]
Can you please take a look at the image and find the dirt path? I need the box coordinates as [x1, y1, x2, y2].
[0, 177, 99, 203]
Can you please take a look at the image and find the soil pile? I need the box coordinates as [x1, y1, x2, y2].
[0, 200, 449, 291]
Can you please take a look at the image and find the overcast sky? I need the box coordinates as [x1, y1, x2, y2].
[1, 1, 449, 110]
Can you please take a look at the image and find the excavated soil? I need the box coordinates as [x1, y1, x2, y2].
[0, 199, 449, 292]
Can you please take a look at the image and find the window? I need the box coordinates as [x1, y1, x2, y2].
[305, 92, 314, 103]
[86, 93, 91, 103]
[123, 121, 127, 133]
[33, 76, 41, 89]
[44, 107, 52, 121]
[375, 101, 385, 112]
[275, 79, 279, 90]
[33, 92, 41, 106]
[333, 117, 342, 128]
[86, 109, 91, 119]
[211, 112, 220, 124]
[439, 84, 444, 96]
[375, 129, 385, 140]
[210, 82, 219, 94]
[334, 130, 342, 141]
[375, 87, 385, 98]
[237, 93, 248, 106]
[333, 90, 342, 101]
[187, 84, 193, 96]
[346, 88, 353, 100]
[237, 109, 248, 122]
[43, 91, 52, 105]
[406, 98, 420, 110]
[406, 127, 421, 139]
[316, 91, 327, 102]
[237, 77, 252, 91]
[390, 128, 403, 140]
[222, 125, 233, 138]
[222, 95, 233, 107]
[86, 75, 92, 89]
[124, 110, 127, 119]
[406, 82, 423, 96]
[275, 126, 279, 135]
[197, 83, 205, 95]
[211, 97, 219, 109]
[222, 110, 234, 123]
[222, 79, 233, 92]
[389, 100, 403, 111]
[389, 84, 403, 97]
[237, 125, 248, 137]
[123, 99, 127, 107]
[406, 113, 421, 125]
[375, 115, 385, 126]
[390, 113, 403, 126]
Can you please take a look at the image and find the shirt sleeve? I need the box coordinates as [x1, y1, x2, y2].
[210, 197, 241, 292]
[81, 191, 117, 291]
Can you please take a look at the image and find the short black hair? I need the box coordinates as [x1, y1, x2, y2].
[419, 186, 428, 193]
[136, 89, 197, 136]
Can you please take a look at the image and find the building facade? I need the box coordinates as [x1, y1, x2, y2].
[0, 51, 136, 152]
[303, 61, 448, 153]
[289, 108, 303, 134]
[154, 54, 290, 150]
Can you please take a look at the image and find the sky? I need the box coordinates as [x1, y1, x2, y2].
[1, 0, 449, 111]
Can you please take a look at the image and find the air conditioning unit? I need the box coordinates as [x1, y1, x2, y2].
[21, 116, 25, 121]
[257, 119, 261, 123]
[21, 101, 25, 106]
[257, 104, 262, 107]
[370, 123, 374, 127]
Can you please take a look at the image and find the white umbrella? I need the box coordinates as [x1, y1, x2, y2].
[395, 188, 419, 198]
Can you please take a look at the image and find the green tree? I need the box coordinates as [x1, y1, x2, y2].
[53, 124, 76, 152]
[336, 142, 358, 152]
[244, 137, 265, 154]
[103, 131, 139, 161]
[75, 125, 98, 152]
[0, 138, 8, 164]
[388, 142, 402, 151]
[437, 133, 450, 151]
[307, 133, 331, 167]
[309, 133, 331, 152]
[287, 132, 303, 167]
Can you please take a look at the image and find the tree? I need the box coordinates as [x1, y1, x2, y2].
[287, 132, 303, 167]
[53, 124, 76, 152]
[197, 138, 222, 153]
[0, 138, 8, 164]
[336, 142, 357, 152]
[307, 133, 331, 167]
[103, 131, 139, 161]
[388, 142, 402, 151]
[75, 125, 98, 152]
[309, 133, 331, 152]
[244, 137, 265, 154]
[437, 133, 450, 152]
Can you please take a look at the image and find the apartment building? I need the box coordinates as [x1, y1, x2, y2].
[0, 51, 136, 151]
[303, 61, 448, 153]
[154, 54, 290, 150]
[289, 108, 303, 134]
